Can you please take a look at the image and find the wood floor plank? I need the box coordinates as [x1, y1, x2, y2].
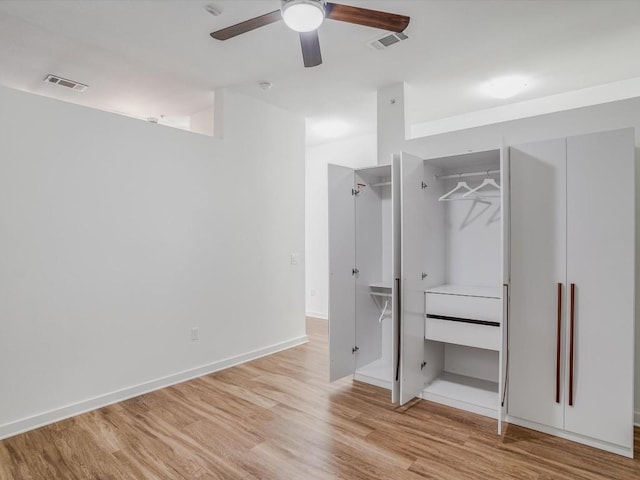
[0, 317, 638, 479]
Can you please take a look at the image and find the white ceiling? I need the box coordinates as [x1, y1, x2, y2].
[1, 0, 639, 144]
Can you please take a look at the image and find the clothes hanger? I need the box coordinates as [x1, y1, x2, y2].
[462, 178, 501, 199]
[438, 181, 473, 202]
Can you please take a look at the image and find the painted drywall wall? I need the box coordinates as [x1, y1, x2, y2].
[305, 133, 377, 319]
[0, 85, 305, 437]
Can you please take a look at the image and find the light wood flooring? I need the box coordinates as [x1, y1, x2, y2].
[1, 317, 639, 479]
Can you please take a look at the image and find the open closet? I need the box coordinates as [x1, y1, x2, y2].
[327, 127, 634, 456]
[398, 150, 509, 432]
[328, 163, 400, 401]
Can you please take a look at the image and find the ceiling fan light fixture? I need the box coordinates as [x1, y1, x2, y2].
[282, 0, 326, 32]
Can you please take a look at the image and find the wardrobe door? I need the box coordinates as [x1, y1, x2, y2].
[399, 152, 428, 405]
[498, 144, 509, 434]
[508, 138, 566, 429]
[564, 128, 635, 450]
[391, 156, 401, 403]
[328, 164, 356, 381]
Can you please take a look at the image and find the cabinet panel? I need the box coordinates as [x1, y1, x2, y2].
[399, 153, 429, 405]
[508, 138, 566, 429]
[328, 164, 356, 381]
[564, 128, 635, 448]
[391, 157, 401, 403]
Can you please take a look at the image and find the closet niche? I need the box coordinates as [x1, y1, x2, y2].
[398, 149, 508, 432]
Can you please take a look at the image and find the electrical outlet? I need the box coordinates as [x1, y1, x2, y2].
[191, 327, 199, 341]
[310, 289, 316, 296]
[290, 253, 299, 265]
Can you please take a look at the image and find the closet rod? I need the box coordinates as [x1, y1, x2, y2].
[436, 169, 500, 180]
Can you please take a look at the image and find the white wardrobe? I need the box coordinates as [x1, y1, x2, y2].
[328, 163, 400, 402]
[328, 127, 635, 457]
[508, 128, 635, 457]
[398, 149, 508, 434]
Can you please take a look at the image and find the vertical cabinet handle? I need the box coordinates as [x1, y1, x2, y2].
[556, 283, 562, 404]
[569, 283, 576, 406]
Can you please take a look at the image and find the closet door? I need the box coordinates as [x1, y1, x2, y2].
[508, 138, 566, 429]
[498, 144, 510, 434]
[391, 156, 401, 403]
[564, 128, 635, 449]
[399, 153, 428, 404]
[328, 164, 356, 381]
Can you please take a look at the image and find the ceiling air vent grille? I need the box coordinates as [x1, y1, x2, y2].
[368, 32, 408, 51]
[43, 74, 89, 92]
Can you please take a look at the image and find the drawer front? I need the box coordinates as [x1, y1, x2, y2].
[425, 293, 502, 324]
[425, 317, 500, 351]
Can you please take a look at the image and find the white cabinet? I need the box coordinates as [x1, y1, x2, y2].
[328, 163, 400, 401]
[508, 128, 635, 457]
[398, 150, 509, 431]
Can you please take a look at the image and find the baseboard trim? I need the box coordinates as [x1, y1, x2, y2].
[0, 335, 308, 441]
[506, 415, 633, 458]
[305, 311, 327, 320]
[635, 410, 640, 427]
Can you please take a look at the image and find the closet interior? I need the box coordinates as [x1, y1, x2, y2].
[404, 149, 507, 422]
[353, 165, 394, 390]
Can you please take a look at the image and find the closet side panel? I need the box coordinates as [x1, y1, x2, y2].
[355, 174, 383, 369]
[328, 165, 356, 381]
[564, 128, 635, 450]
[508, 139, 566, 429]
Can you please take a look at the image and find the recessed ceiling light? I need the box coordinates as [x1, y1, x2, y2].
[481, 75, 529, 99]
[282, 0, 326, 32]
[310, 119, 351, 139]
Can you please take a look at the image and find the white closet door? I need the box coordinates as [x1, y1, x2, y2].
[564, 128, 635, 449]
[399, 152, 428, 405]
[498, 144, 509, 434]
[508, 138, 566, 429]
[391, 156, 402, 403]
[328, 164, 356, 381]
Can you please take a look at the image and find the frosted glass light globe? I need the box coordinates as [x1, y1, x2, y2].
[282, 0, 325, 32]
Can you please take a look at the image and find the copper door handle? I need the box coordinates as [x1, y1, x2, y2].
[569, 283, 575, 406]
[556, 283, 562, 404]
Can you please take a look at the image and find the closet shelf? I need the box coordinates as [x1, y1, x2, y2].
[369, 282, 392, 289]
[422, 372, 498, 418]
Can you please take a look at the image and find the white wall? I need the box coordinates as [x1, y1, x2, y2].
[0, 85, 305, 438]
[305, 133, 376, 319]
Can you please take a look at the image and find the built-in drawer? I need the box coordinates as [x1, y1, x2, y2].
[424, 287, 502, 350]
[425, 317, 500, 351]
[425, 291, 501, 324]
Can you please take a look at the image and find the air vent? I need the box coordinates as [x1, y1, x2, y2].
[43, 74, 88, 92]
[368, 32, 408, 50]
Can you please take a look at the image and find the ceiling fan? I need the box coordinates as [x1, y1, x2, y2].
[210, 0, 410, 68]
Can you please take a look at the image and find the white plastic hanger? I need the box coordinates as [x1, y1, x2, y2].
[438, 181, 473, 202]
[463, 178, 501, 199]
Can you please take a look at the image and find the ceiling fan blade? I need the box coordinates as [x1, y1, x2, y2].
[299, 31, 322, 68]
[210, 10, 282, 40]
[325, 3, 410, 32]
